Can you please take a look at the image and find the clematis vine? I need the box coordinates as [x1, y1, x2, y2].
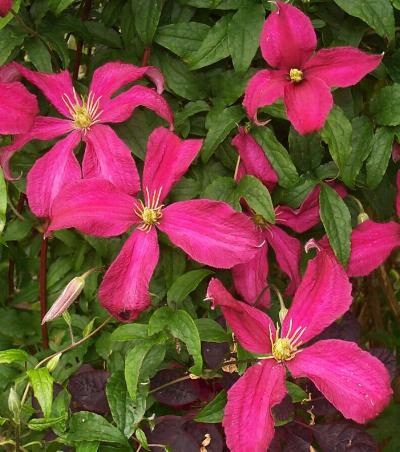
[0, 62, 173, 219]
[0, 0, 12, 16]
[46, 127, 260, 322]
[207, 248, 392, 452]
[243, 2, 382, 134]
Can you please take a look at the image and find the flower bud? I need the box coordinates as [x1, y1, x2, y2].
[0, 0, 13, 18]
[357, 212, 369, 224]
[8, 387, 20, 421]
[46, 352, 62, 373]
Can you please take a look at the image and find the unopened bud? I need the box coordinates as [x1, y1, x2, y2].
[8, 387, 20, 421]
[46, 352, 62, 373]
[357, 212, 369, 224]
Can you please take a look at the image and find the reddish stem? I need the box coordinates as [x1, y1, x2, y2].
[40, 237, 49, 349]
[141, 47, 151, 66]
[72, 0, 93, 81]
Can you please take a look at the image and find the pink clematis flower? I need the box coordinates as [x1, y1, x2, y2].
[0, 63, 38, 135]
[0, 0, 12, 16]
[243, 2, 382, 135]
[397, 171, 400, 217]
[0, 62, 173, 218]
[207, 249, 392, 452]
[46, 127, 260, 322]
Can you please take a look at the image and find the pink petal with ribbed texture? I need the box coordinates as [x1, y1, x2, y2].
[82, 124, 140, 195]
[159, 200, 259, 268]
[100, 85, 173, 127]
[397, 171, 400, 217]
[99, 228, 159, 322]
[287, 339, 392, 423]
[232, 238, 270, 307]
[267, 225, 301, 296]
[284, 76, 333, 135]
[27, 132, 81, 218]
[0, 0, 12, 16]
[17, 64, 76, 118]
[304, 48, 382, 88]
[347, 220, 400, 277]
[243, 69, 288, 126]
[48, 179, 137, 237]
[206, 278, 274, 354]
[0, 63, 21, 83]
[281, 247, 352, 345]
[260, 1, 316, 69]
[231, 128, 278, 191]
[142, 127, 202, 202]
[224, 360, 286, 452]
[0, 82, 38, 135]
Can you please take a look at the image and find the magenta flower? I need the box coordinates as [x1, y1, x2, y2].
[0, 62, 173, 219]
[0, 63, 38, 135]
[397, 171, 400, 217]
[46, 127, 260, 322]
[207, 249, 392, 452]
[243, 2, 382, 135]
[0, 0, 12, 16]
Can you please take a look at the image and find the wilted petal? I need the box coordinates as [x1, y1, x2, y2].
[287, 339, 392, 423]
[0, 0, 12, 16]
[347, 220, 400, 277]
[284, 77, 333, 135]
[48, 179, 137, 237]
[281, 247, 352, 345]
[304, 48, 382, 88]
[224, 360, 286, 452]
[206, 278, 274, 354]
[27, 132, 81, 218]
[83, 124, 140, 195]
[159, 200, 259, 268]
[142, 127, 203, 202]
[99, 228, 159, 322]
[260, 1, 316, 68]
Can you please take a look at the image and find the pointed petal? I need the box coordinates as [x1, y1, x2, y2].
[142, 127, 202, 202]
[243, 69, 288, 126]
[260, 1, 316, 68]
[397, 171, 400, 217]
[284, 77, 333, 135]
[231, 128, 278, 191]
[287, 339, 392, 423]
[27, 132, 81, 218]
[159, 200, 259, 268]
[267, 225, 301, 296]
[232, 239, 270, 307]
[224, 360, 286, 452]
[99, 228, 159, 322]
[99, 85, 173, 127]
[48, 179, 137, 237]
[347, 220, 400, 277]
[83, 124, 140, 195]
[281, 247, 352, 345]
[0, 81, 39, 134]
[304, 48, 382, 88]
[206, 278, 274, 354]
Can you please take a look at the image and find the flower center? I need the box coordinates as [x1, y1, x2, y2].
[134, 187, 164, 233]
[252, 213, 269, 229]
[289, 68, 303, 83]
[272, 338, 293, 361]
[62, 89, 103, 132]
[268, 319, 306, 362]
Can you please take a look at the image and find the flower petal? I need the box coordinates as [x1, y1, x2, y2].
[0, 81, 38, 134]
[142, 127, 203, 202]
[0, 62, 20, 83]
[397, 171, 400, 217]
[232, 239, 270, 307]
[83, 124, 140, 195]
[224, 360, 287, 452]
[281, 247, 352, 345]
[158, 199, 259, 268]
[347, 220, 400, 277]
[304, 47, 382, 88]
[0, 0, 12, 16]
[287, 339, 392, 423]
[243, 69, 288, 125]
[231, 128, 278, 190]
[284, 77, 333, 135]
[48, 179, 137, 237]
[99, 228, 159, 322]
[267, 225, 301, 296]
[206, 278, 274, 354]
[260, 1, 316, 68]
[27, 132, 81, 218]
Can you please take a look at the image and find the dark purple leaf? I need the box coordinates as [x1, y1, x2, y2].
[184, 421, 224, 452]
[313, 312, 361, 343]
[369, 348, 397, 380]
[272, 395, 294, 425]
[202, 341, 230, 369]
[301, 381, 337, 417]
[271, 422, 312, 452]
[220, 371, 240, 390]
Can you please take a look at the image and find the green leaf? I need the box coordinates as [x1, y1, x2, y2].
[27, 368, 54, 418]
[167, 269, 213, 304]
[111, 324, 149, 342]
[228, 4, 264, 72]
[49, 0, 76, 15]
[186, 15, 231, 70]
[24, 37, 52, 72]
[252, 127, 299, 188]
[288, 128, 322, 172]
[332, 0, 395, 40]
[274, 177, 317, 209]
[135, 428, 150, 451]
[148, 306, 173, 336]
[76, 442, 99, 452]
[195, 318, 230, 343]
[195, 390, 227, 423]
[203, 176, 241, 210]
[319, 183, 352, 266]
[369, 84, 400, 126]
[0, 27, 24, 66]
[132, 0, 163, 45]
[0, 168, 6, 235]
[0, 0, 21, 30]
[27, 415, 65, 431]
[366, 127, 395, 189]
[0, 349, 29, 364]
[238, 175, 275, 223]
[286, 381, 307, 403]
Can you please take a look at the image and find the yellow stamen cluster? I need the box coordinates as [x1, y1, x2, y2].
[134, 187, 164, 233]
[252, 213, 269, 229]
[62, 88, 103, 133]
[269, 319, 306, 362]
[289, 68, 303, 83]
